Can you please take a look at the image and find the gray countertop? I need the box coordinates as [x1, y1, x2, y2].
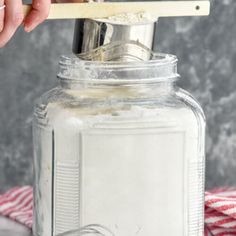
[0, 216, 31, 236]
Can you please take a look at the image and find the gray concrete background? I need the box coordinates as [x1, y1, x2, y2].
[0, 0, 235, 191]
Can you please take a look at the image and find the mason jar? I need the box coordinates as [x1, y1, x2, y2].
[33, 53, 205, 236]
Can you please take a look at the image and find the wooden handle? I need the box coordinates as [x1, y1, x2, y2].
[23, 1, 210, 20]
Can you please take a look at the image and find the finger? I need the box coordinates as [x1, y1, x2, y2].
[24, 0, 50, 32]
[0, 0, 5, 32]
[0, 0, 23, 48]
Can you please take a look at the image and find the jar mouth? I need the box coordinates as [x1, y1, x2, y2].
[58, 53, 179, 85]
[59, 53, 177, 69]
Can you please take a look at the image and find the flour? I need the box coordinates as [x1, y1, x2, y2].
[34, 98, 204, 236]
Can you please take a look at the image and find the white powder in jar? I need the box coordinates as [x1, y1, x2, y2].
[35, 100, 204, 236]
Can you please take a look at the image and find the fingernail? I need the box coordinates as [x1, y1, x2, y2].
[24, 24, 33, 32]
[24, 26, 32, 32]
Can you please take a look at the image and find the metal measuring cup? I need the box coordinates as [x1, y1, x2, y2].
[72, 0, 157, 61]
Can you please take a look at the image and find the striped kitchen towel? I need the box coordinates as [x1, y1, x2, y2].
[205, 187, 236, 236]
[1, 186, 236, 235]
[0, 186, 33, 228]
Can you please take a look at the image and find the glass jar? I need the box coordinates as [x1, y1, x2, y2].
[33, 54, 205, 236]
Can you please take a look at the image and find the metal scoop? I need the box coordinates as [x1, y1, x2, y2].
[72, 16, 157, 61]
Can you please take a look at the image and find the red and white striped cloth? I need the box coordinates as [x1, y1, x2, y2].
[1, 186, 236, 235]
[205, 187, 236, 236]
[0, 186, 33, 228]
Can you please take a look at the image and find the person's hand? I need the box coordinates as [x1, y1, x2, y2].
[0, 0, 90, 48]
[0, 0, 50, 48]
